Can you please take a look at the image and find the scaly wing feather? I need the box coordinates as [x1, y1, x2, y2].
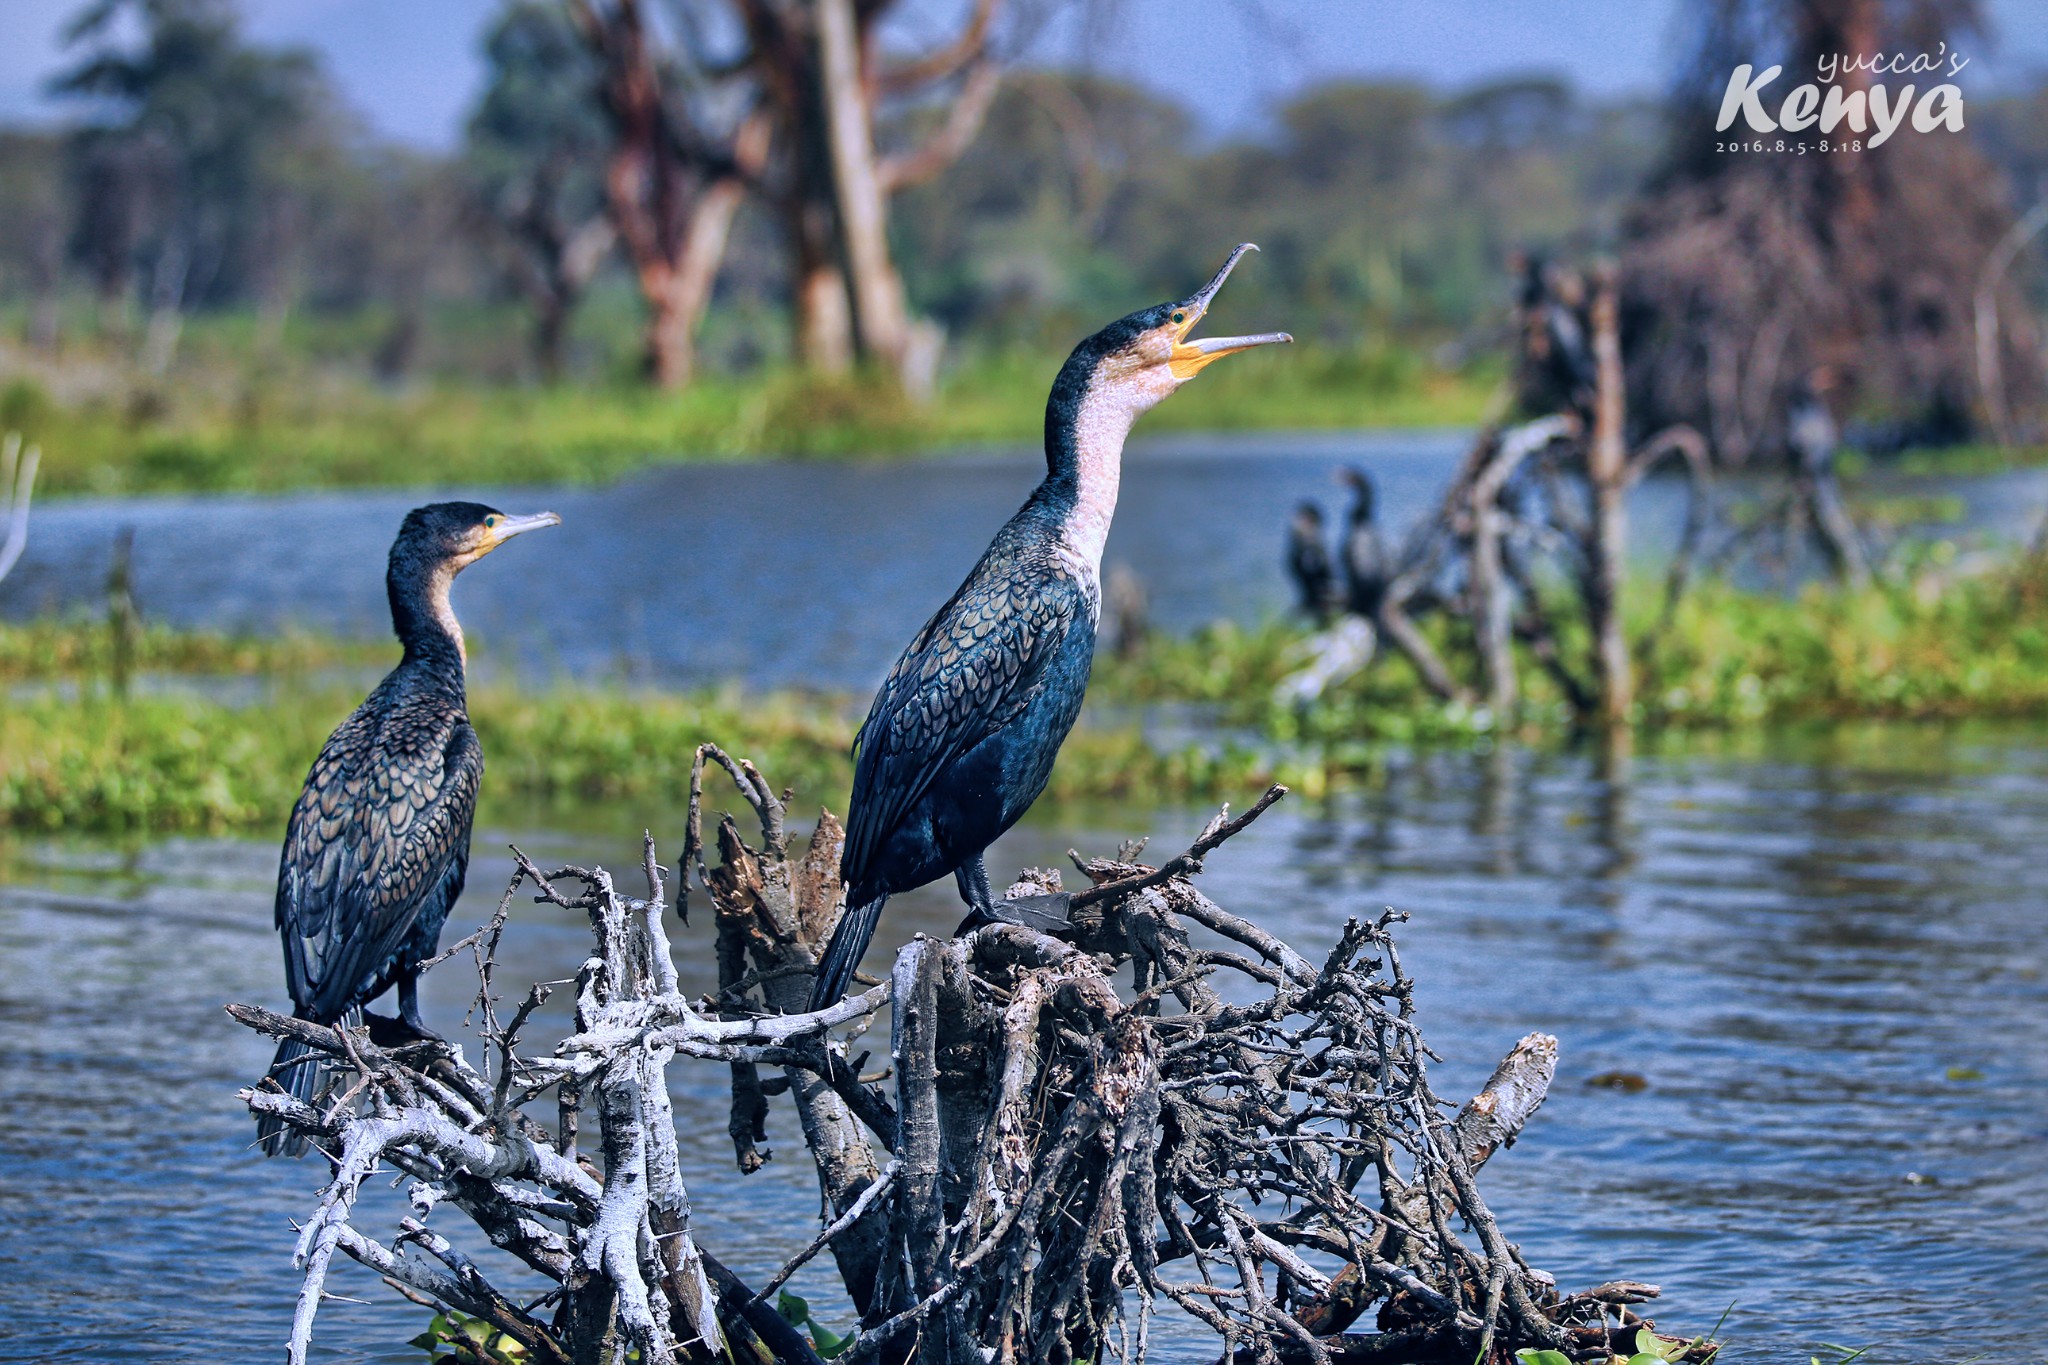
[275, 694, 482, 1021]
[841, 567, 1084, 889]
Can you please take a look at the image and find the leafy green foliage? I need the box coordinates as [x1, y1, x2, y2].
[1517, 1326, 1708, 1365]
[774, 1291, 854, 1359]
[409, 1310, 529, 1364]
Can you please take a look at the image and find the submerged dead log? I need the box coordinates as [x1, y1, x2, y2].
[233, 752, 1712, 1365]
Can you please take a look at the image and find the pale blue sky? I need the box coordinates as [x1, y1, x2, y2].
[1, 0, 2042, 150]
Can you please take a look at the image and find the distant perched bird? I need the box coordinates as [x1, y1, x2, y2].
[1786, 368, 1871, 587]
[1286, 502, 1336, 622]
[257, 502, 558, 1156]
[1516, 254, 1596, 416]
[809, 244, 1291, 1009]
[1338, 466, 1388, 618]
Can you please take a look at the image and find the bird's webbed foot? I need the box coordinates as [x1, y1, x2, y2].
[361, 1008, 434, 1048]
[389, 978, 448, 1047]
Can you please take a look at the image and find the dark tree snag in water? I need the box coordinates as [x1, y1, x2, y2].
[1363, 256, 1733, 731]
[234, 756, 1712, 1365]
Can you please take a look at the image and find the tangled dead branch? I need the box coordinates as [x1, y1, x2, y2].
[1345, 260, 1718, 729]
[234, 750, 1712, 1365]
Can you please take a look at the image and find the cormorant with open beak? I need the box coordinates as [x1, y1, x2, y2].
[256, 502, 558, 1156]
[809, 244, 1290, 1009]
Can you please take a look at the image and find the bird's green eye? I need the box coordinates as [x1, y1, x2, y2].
[485, 516, 497, 529]
[1172, 311, 1186, 325]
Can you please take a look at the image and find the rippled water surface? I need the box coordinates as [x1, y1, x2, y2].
[3, 726, 2043, 1362]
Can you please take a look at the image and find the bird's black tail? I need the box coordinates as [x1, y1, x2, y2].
[808, 891, 888, 1011]
[255, 1008, 355, 1158]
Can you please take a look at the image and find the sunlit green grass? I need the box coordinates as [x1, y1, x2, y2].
[3, 338, 1496, 498]
[0, 677, 1284, 835]
[0, 618, 386, 682]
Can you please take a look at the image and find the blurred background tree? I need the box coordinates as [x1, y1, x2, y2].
[50, 0, 332, 371]
[1623, 0, 2043, 461]
[467, 1, 617, 382]
[0, 0, 2041, 458]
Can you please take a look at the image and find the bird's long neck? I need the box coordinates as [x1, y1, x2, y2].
[1038, 373, 1137, 578]
[388, 556, 467, 687]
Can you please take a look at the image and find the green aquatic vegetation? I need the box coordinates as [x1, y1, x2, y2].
[11, 553, 2048, 835]
[1098, 554, 2048, 739]
[1849, 491, 1967, 528]
[775, 1291, 854, 1359]
[1517, 1324, 1716, 1365]
[410, 1310, 532, 1364]
[1881, 442, 2048, 476]
[1808, 1346, 1872, 1365]
[0, 678, 1292, 835]
[1637, 563, 2048, 726]
[0, 619, 385, 681]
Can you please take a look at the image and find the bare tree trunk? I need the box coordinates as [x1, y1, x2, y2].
[816, 0, 910, 373]
[577, 0, 764, 389]
[642, 172, 750, 388]
[1974, 199, 2048, 446]
[789, 197, 854, 372]
[140, 234, 189, 377]
[0, 434, 41, 586]
[1587, 265, 1632, 727]
[1469, 419, 1573, 718]
[1469, 435, 1519, 718]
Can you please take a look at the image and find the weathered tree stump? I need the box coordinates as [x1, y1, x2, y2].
[234, 747, 1712, 1365]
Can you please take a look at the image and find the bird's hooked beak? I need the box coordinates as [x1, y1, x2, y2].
[480, 511, 561, 554]
[1169, 243, 1293, 380]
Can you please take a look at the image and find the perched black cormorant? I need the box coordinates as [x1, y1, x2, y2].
[808, 244, 1291, 1009]
[257, 502, 558, 1156]
[1516, 254, 1596, 416]
[1286, 502, 1336, 622]
[1338, 466, 1387, 618]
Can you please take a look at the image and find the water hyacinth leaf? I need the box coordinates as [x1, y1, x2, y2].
[1636, 1326, 1687, 1359]
[1516, 1351, 1575, 1365]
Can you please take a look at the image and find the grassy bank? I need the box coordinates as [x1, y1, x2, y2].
[1100, 552, 2048, 743]
[0, 675, 1279, 836]
[0, 619, 386, 682]
[9, 555, 2047, 835]
[2, 341, 1493, 497]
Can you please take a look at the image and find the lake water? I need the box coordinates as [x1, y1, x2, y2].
[2, 724, 2044, 1363]
[2, 435, 2045, 1362]
[7, 431, 2043, 691]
